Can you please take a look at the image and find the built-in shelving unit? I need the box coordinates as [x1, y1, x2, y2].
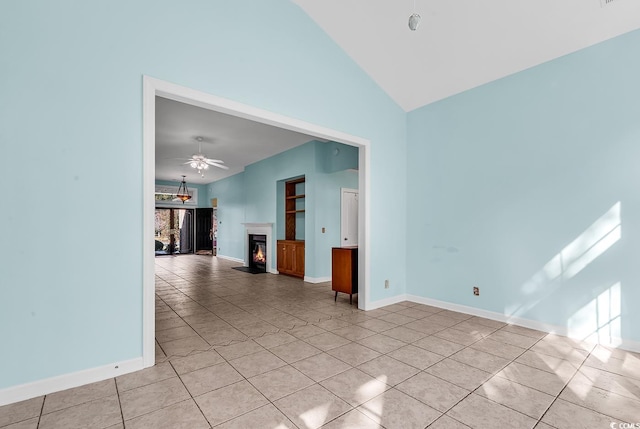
[285, 177, 305, 240]
[279, 177, 305, 278]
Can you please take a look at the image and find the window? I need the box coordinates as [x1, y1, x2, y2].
[155, 185, 198, 207]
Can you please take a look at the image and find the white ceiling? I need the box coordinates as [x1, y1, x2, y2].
[155, 97, 320, 185]
[293, 0, 640, 111]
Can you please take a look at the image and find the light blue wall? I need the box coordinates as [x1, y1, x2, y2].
[206, 173, 246, 260]
[407, 29, 640, 343]
[208, 140, 358, 279]
[315, 169, 359, 278]
[0, 0, 406, 390]
[320, 141, 359, 173]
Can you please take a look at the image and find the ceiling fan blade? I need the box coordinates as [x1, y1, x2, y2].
[204, 159, 224, 165]
[209, 163, 229, 170]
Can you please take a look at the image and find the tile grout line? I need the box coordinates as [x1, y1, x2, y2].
[287, 311, 472, 426]
[318, 311, 576, 427]
[464, 329, 553, 425]
[424, 315, 572, 424]
[167, 360, 214, 429]
[443, 320, 615, 427]
[536, 342, 629, 426]
[35, 393, 45, 429]
[371, 317, 510, 425]
[113, 377, 126, 428]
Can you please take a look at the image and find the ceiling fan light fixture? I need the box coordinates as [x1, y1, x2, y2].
[185, 136, 227, 178]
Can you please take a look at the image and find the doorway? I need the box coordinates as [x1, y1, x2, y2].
[341, 188, 359, 247]
[195, 208, 213, 254]
[143, 76, 371, 367]
[154, 208, 194, 255]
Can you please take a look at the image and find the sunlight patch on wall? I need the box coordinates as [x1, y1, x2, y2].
[568, 282, 622, 345]
[507, 202, 621, 320]
[561, 202, 621, 280]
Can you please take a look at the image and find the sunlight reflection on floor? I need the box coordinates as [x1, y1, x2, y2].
[299, 402, 330, 428]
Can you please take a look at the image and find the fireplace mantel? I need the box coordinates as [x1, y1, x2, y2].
[242, 223, 274, 228]
[242, 223, 275, 273]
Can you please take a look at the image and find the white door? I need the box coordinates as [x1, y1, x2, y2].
[341, 188, 358, 247]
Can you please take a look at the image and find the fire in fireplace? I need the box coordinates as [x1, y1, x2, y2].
[248, 234, 267, 273]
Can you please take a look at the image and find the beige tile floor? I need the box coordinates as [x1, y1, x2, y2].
[2, 255, 640, 428]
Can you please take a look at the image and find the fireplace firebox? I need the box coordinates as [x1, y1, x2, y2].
[248, 234, 267, 273]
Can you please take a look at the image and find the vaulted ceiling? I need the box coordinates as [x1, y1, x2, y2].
[293, 0, 640, 111]
[156, 1, 640, 184]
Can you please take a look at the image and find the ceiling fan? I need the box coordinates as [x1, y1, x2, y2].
[184, 136, 228, 177]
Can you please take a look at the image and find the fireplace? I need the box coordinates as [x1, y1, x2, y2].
[242, 223, 273, 274]
[248, 234, 267, 273]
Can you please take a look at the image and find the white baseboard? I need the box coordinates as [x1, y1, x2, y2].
[0, 357, 144, 407]
[613, 338, 640, 354]
[406, 295, 640, 354]
[216, 254, 244, 264]
[304, 276, 332, 284]
[407, 294, 565, 332]
[365, 294, 409, 311]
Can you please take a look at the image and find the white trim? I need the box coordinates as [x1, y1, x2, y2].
[614, 338, 640, 354]
[367, 294, 410, 310]
[142, 77, 156, 368]
[407, 295, 522, 326]
[0, 358, 143, 407]
[143, 76, 372, 367]
[407, 294, 570, 334]
[406, 295, 640, 354]
[216, 254, 244, 264]
[304, 276, 332, 284]
[358, 139, 370, 311]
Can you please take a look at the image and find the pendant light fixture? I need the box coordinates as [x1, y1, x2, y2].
[408, 0, 421, 30]
[175, 175, 192, 204]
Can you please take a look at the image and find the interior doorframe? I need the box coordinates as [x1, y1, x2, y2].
[142, 76, 371, 368]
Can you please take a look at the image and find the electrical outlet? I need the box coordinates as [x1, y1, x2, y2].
[385, 279, 389, 289]
[473, 287, 479, 296]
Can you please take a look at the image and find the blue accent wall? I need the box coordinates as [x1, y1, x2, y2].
[0, 0, 406, 390]
[407, 29, 640, 344]
[207, 173, 247, 261]
[207, 141, 358, 279]
[315, 170, 359, 277]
